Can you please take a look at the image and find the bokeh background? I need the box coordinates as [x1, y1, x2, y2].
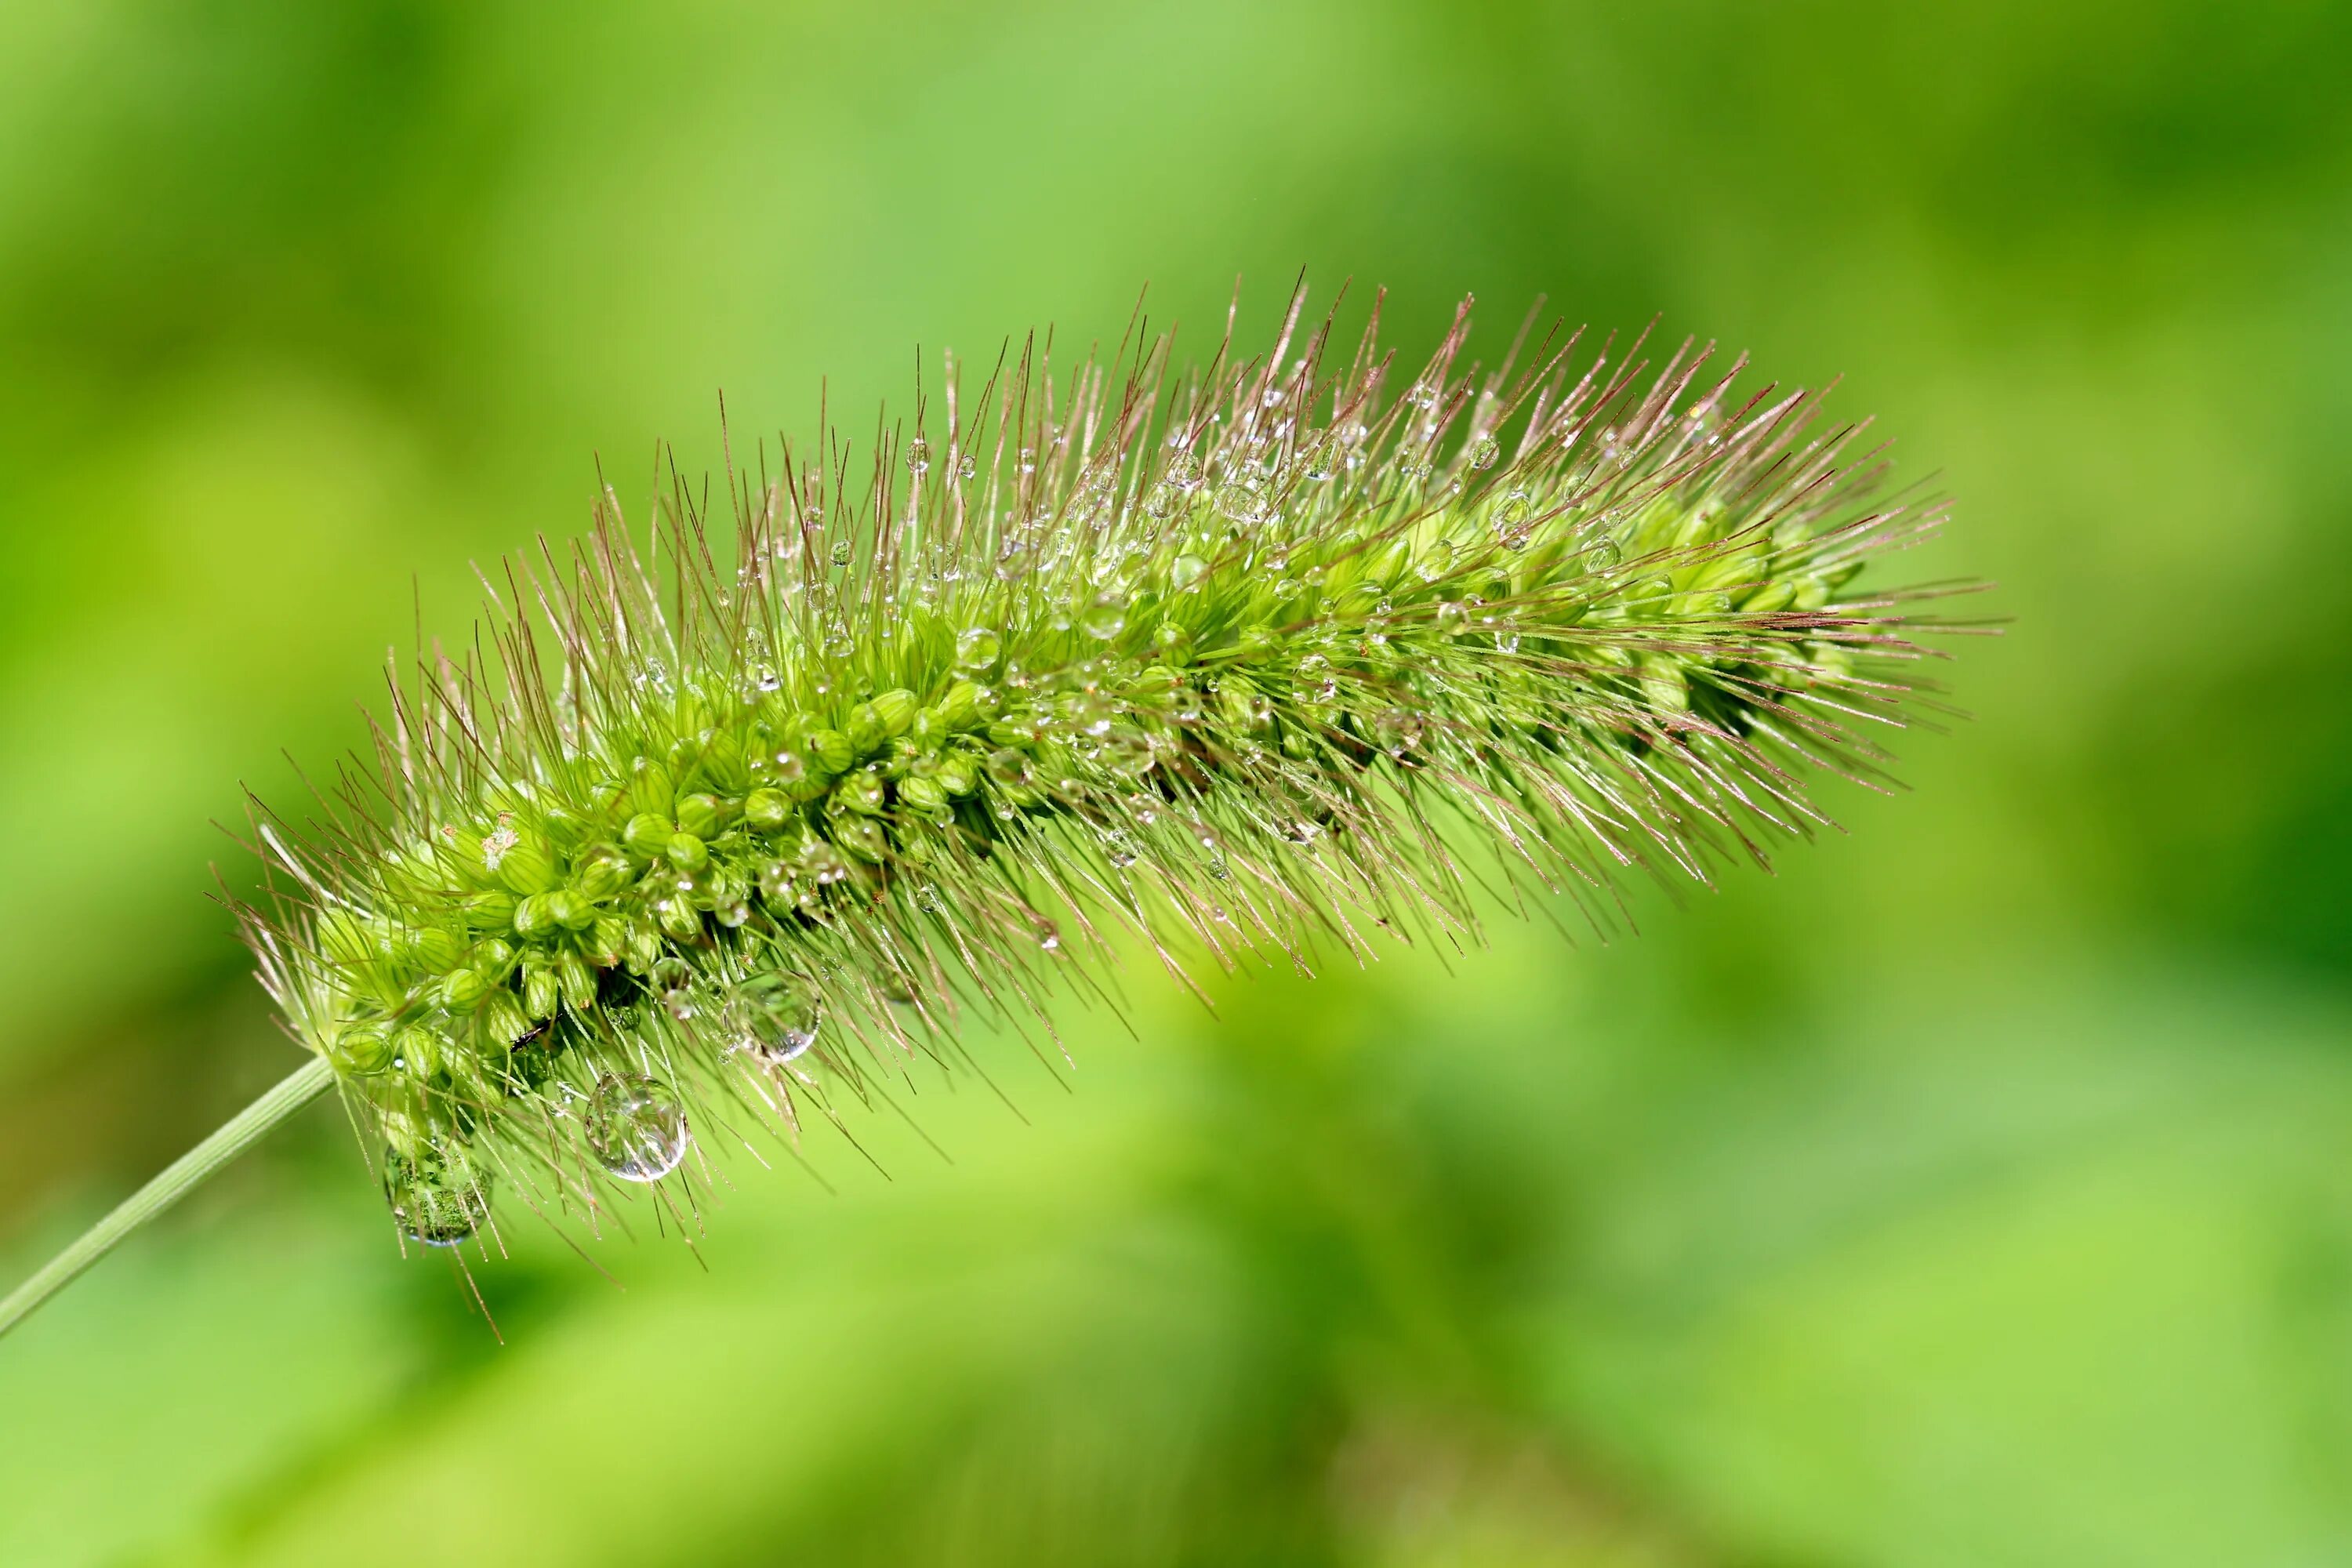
[2, 1, 2350, 1562]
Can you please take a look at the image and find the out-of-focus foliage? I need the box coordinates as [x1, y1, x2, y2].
[0, 1, 2347, 1563]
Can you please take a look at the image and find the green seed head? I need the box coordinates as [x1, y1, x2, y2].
[230, 286, 1972, 1257]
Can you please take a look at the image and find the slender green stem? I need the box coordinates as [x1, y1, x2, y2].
[0, 1054, 334, 1339]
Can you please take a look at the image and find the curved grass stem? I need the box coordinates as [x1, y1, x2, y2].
[0, 1054, 333, 1340]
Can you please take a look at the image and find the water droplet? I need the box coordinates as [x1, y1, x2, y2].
[986, 749, 1035, 789]
[725, 977, 822, 1063]
[994, 539, 1033, 581]
[1171, 554, 1209, 590]
[1493, 489, 1533, 532]
[753, 663, 783, 693]
[1165, 452, 1203, 492]
[1102, 731, 1156, 777]
[956, 626, 1002, 670]
[586, 1073, 690, 1181]
[770, 750, 808, 785]
[828, 539, 854, 568]
[1414, 541, 1454, 583]
[1373, 707, 1425, 757]
[906, 436, 931, 474]
[756, 858, 795, 902]
[1467, 434, 1501, 470]
[1081, 593, 1127, 640]
[1436, 601, 1469, 633]
[384, 1144, 491, 1247]
[801, 840, 851, 886]
[1215, 485, 1269, 527]
[1029, 914, 1061, 952]
[955, 449, 975, 480]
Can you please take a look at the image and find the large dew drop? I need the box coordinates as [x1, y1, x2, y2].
[724, 975, 823, 1064]
[956, 626, 1002, 670]
[585, 1073, 690, 1182]
[383, 1144, 492, 1247]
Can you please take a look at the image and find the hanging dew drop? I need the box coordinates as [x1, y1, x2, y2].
[906, 436, 931, 474]
[1215, 485, 1269, 527]
[1467, 434, 1501, 470]
[1081, 593, 1127, 640]
[585, 1073, 690, 1182]
[383, 1145, 491, 1247]
[829, 539, 853, 567]
[724, 977, 822, 1063]
[956, 626, 1002, 670]
[954, 450, 976, 481]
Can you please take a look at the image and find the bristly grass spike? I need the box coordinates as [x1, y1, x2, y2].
[0, 283, 1985, 1339]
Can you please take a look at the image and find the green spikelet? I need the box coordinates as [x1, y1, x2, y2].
[228, 288, 1969, 1256]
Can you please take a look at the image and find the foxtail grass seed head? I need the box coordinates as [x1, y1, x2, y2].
[231, 288, 1973, 1257]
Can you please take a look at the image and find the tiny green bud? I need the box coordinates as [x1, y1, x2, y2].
[441, 968, 488, 1010]
[872, 688, 917, 737]
[622, 813, 675, 860]
[393, 1025, 441, 1078]
[665, 832, 710, 872]
[541, 805, 592, 849]
[835, 818, 888, 862]
[523, 962, 560, 1020]
[935, 681, 982, 730]
[898, 775, 949, 815]
[484, 991, 533, 1046]
[461, 891, 517, 932]
[512, 893, 555, 938]
[494, 836, 560, 897]
[624, 757, 675, 818]
[543, 888, 593, 931]
[330, 1022, 395, 1076]
[674, 792, 724, 839]
[573, 844, 633, 900]
[806, 728, 855, 774]
[586, 915, 628, 967]
[410, 927, 465, 972]
[832, 771, 887, 815]
[557, 950, 596, 1012]
[936, 752, 978, 796]
[315, 910, 378, 974]
[742, 788, 790, 830]
[848, 691, 917, 752]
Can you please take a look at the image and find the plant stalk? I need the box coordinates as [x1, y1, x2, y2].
[0, 1054, 334, 1339]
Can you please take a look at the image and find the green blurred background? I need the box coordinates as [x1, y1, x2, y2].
[3, 1, 2350, 1562]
